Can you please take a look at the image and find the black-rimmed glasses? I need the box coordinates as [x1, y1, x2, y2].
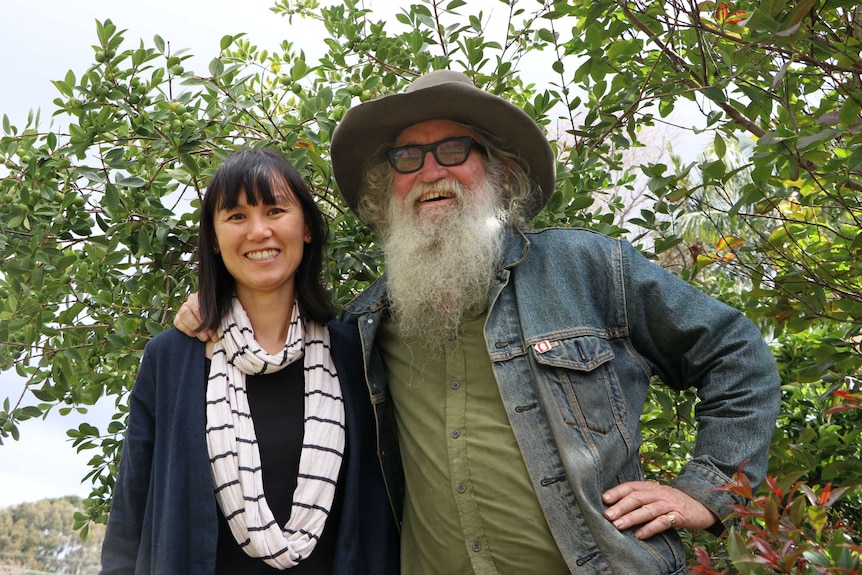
[386, 136, 486, 174]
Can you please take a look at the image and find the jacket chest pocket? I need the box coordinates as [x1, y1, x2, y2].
[530, 335, 628, 435]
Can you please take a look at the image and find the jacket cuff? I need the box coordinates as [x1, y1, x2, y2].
[670, 459, 745, 535]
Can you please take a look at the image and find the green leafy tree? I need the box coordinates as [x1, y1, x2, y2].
[1, 1, 860, 570]
[0, 496, 104, 574]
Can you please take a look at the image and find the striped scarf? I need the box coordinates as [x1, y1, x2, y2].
[206, 298, 345, 569]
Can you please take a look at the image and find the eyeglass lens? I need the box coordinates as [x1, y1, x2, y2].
[388, 137, 478, 174]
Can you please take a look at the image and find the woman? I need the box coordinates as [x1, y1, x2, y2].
[100, 149, 399, 574]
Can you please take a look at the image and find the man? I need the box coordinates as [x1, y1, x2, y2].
[178, 70, 780, 574]
[330, 70, 780, 574]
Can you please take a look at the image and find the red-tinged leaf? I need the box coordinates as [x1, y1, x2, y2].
[690, 546, 724, 574]
[818, 482, 832, 506]
[799, 483, 818, 505]
[726, 10, 747, 24]
[750, 537, 780, 565]
[766, 475, 784, 499]
[716, 235, 744, 251]
[764, 497, 780, 535]
[825, 485, 852, 508]
[826, 404, 862, 415]
[731, 467, 753, 499]
[728, 503, 755, 518]
[716, 2, 729, 21]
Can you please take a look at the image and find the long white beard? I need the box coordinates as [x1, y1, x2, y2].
[383, 178, 505, 349]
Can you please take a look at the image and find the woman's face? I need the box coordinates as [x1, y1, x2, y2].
[213, 180, 310, 303]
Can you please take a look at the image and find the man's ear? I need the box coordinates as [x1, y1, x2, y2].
[503, 158, 515, 177]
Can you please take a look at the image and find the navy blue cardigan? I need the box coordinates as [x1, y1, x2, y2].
[100, 323, 399, 574]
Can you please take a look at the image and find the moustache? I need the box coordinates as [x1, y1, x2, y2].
[403, 179, 468, 206]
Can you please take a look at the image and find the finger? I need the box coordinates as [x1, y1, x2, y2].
[603, 481, 663, 517]
[602, 480, 654, 504]
[605, 497, 668, 530]
[173, 293, 202, 334]
[634, 512, 678, 540]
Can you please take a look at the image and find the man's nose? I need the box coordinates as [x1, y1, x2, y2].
[416, 150, 448, 180]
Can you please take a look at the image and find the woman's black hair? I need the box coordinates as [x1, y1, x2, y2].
[197, 148, 334, 331]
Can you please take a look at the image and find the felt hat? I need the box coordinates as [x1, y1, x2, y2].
[330, 70, 555, 220]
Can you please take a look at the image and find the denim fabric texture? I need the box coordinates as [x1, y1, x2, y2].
[342, 227, 781, 575]
[99, 323, 399, 575]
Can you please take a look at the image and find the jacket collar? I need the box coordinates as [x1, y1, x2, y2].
[343, 228, 530, 316]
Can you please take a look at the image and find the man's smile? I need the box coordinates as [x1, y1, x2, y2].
[417, 189, 456, 203]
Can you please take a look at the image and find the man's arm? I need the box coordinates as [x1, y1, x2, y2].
[605, 240, 781, 536]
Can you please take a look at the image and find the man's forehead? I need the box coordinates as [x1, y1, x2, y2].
[394, 119, 480, 145]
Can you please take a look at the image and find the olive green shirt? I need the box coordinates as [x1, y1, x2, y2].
[377, 313, 569, 574]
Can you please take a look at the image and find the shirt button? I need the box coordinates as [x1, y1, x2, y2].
[472, 542, 482, 552]
[457, 483, 466, 493]
[451, 429, 461, 439]
[447, 332, 456, 341]
[451, 381, 460, 390]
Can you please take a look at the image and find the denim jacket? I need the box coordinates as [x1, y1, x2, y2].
[342, 227, 781, 575]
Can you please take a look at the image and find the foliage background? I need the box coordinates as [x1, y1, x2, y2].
[0, 0, 859, 572]
[0, 497, 103, 575]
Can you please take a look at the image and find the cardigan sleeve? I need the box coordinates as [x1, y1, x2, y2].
[100, 340, 158, 575]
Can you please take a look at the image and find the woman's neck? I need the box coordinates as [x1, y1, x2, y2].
[236, 289, 296, 355]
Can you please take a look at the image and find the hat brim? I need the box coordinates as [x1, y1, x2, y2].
[331, 76, 555, 222]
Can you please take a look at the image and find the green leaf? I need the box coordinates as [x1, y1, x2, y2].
[796, 129, 842, 150]
[713, 133, 726, 159]
[807, 505, 827, 535]
[839, 98, 862, 127]
[537, 28, 555, 43]
[702, 86, 726, 103]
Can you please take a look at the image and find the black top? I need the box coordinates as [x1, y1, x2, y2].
[211, 359, 346, 575]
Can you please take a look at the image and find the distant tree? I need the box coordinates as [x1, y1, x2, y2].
[0, 496, 103, 574]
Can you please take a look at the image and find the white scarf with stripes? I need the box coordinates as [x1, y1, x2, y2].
[206, 298, 345, 569]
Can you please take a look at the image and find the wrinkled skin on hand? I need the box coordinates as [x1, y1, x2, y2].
[602, 481, 718, 540]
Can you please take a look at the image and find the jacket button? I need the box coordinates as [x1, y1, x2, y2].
[451, 381, 460, 390]
[472, 542, 482, 552]
[451, 429, 461, 439]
